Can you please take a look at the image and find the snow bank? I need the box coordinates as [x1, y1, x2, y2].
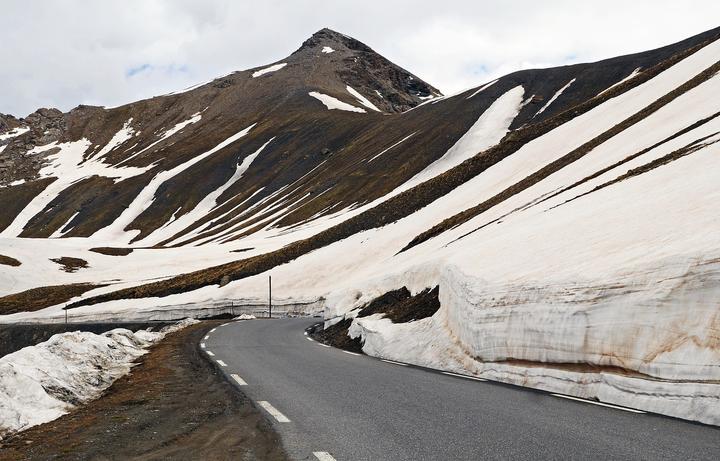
[0, 319, 198, 438]
[309, 92, 366, 113]
[252, 63, 287, 78]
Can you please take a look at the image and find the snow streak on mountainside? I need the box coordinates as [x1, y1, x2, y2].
[1, 26, 720, 426]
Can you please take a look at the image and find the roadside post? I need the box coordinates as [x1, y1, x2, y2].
[269, 275, 272, 318]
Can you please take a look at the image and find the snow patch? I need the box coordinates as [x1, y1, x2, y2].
[0, 127, 29, 142]
[346, 86, 381, 112]
[252, 63, 287, 78]
[321, 46, 335, 54]
[93, 124, 257, 243]
[309, 92, 366, 113]
[534, 78, 576, 117]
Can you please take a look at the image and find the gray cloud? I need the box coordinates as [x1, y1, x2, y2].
[1, 0, 718, 116]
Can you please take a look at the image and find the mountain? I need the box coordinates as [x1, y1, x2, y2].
[1, 26, 720, 425]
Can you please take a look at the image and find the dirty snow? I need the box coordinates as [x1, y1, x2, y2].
[0, 319, 198, 438]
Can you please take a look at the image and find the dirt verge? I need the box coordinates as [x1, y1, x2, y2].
[0, 321, 288, 461]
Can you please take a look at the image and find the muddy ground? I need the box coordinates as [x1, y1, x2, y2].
[0, 321, 287, 460]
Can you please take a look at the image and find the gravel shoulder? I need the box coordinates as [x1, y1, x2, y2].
[0, 321, 288, 461]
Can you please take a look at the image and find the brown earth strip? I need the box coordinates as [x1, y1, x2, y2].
[403, 59, 720, 252]
[66, 35, 719, 309]
[0, 321, 288, 461]
[0, 283, 103, 315]
[50, 256, 89, 273]
[89, 247, 134, 256]
[0, 255, 21, 267]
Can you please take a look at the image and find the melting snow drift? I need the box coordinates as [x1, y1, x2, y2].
[0, 319, 197, 439]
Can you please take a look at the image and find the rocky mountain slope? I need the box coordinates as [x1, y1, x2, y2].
[1, 26, 719, 425]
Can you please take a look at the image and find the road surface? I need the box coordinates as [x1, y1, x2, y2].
[203, 318, 720, 461]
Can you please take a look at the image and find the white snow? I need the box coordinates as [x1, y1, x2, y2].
[93, 124, 256, 243]
[346, 85, 381, 112]
[137, 137, 274, 246]
[466, 79, 498, 99]
[321, 46, 335, 54]
[252, 63, 287, 78]
[118, 112, 202, 166]
[1, 140, 152, 238]
[0, 127, 29, 141]
[534, 78, 576, 117]
[398, 85, 524, 190]
[367, 132, 418, 162]
[0, 319, 198, 438]
[89, 118, 136, 160]
[599, 67, 643, 96]
[309, 92, 366, 113]
[49, 211, 80, 238]
[7, 179, 25, 187]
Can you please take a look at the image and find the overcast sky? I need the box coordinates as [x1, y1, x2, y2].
[1, 1, 718, 116]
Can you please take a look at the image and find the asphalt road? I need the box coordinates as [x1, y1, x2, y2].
[204, 318, 720, 461]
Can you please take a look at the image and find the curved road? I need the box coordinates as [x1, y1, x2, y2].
[203, 318, 719, 461]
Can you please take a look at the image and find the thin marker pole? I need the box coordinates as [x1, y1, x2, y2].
[269, 275, 272, 319]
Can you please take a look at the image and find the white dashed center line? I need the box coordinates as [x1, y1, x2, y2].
[206, 351, 215, 357]
[551, 394, 646, 413]
[306, 337, 314, 342]
[320, 344, 331, 348]
[343, 351, 360, 356]
[381, 359, 408, 366]
[203, 335, 209, 340]
[442, 371, 487, 382]
[210, 328, 217, 333]
[313, 451, 337, 461]
[216, 359, 227, 367]
[200, 343, 206, 349]
[231, 374, 248, 386]
[258, 401, 291, 422]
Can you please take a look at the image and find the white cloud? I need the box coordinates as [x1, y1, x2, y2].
[0, 0, 718, 116]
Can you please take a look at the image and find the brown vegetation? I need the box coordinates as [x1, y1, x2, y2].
[0, 254, 21, 267]
[89, 247, 134, 256]
[50, 256, 89, 273]
[0, 283, 102, 315]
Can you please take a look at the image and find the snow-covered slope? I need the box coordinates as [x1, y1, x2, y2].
[1, 26, 720, 425]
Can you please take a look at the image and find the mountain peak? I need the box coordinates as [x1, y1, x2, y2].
[298, 28, 372, 53]
[289, 28, 442, 112]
